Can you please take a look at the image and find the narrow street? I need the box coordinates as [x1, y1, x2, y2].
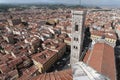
[46, 51, 70, 72]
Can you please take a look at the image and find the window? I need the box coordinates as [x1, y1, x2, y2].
[76, 46, 78, 49]
[73, 46, 78, 49]
[75, 24, 78, 31]
[76, 38, 78, 41]
[73, 46, 76, 49]
[74, 37, 77, 41]
[74, 37, 78, 41]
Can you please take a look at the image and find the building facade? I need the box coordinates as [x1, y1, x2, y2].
[70, 10, 86, 65]
[32, 50, 57, 73]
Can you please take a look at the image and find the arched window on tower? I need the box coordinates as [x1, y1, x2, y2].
[75, 23, 78, 31]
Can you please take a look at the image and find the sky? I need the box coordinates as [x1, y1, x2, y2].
[0, 0, 119, 6]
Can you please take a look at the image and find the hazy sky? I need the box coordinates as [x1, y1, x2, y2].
[0, 0, 119, 6]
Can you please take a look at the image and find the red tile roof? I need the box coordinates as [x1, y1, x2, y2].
[32, 50, 57, 65]
[42, 39, 66, 52]
[91, 30, 117, 40]
[0, 64, 10, 73]
[83, 42, 116, 80]
[31, 69, 72, 80]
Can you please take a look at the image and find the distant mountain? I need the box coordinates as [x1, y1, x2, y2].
[0, 3, 102, 12]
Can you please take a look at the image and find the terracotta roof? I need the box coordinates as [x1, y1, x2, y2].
[0, 54, 23, 74]
[23, 65, 38, 75]
[31, 69, 72, 80]
[7, 57, 23, 68]
[0, 64, 10, 73]
[91, 30, 104, 36]
[32, 50, 57, 65]
[83, 42, 116, 80]
[91, 30, 117, 40]
[18, 65, 38, 80]
[42, 39, 66, 52]
[7, 69, 18, 78]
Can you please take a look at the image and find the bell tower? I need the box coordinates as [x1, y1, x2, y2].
[70, 10, 86, 65]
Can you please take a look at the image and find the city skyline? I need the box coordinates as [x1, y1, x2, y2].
[0, 2, 119, 79]
[0, 0, 120, 7]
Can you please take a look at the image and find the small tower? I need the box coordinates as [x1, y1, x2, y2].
[70, 10, 86, 65]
